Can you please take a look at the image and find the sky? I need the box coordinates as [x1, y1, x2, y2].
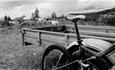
[0, 0, 115, 19]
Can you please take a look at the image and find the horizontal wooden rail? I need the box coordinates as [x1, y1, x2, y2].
[66, 24, 115, 33]
[68, 30, 115, 38]
[22, 27, 115, 47]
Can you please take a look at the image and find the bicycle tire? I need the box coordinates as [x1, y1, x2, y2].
[42, 44, 75, 70]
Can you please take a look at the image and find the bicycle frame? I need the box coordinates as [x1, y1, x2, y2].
[68, 15, 115, 69]
[70, 15, 115, 57]
[42, 14, 115, 70]
[65, 15, 85, 46]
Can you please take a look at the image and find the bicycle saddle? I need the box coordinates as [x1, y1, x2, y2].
[65, 15, 86, 22]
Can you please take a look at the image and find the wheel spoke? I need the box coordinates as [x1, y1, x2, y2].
[56, 60, 78, 70]
[42, 45, 75, 70]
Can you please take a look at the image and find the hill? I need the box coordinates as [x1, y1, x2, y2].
[70, 7, 115, 15]
[69, 7, 115, 26]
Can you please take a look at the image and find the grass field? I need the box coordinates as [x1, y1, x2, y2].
[0, 20, 67, 70]
[1, 18, 114, 70]
[0, 28, 46, 70]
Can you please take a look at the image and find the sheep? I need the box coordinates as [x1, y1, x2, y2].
[49, 20, 59, 26]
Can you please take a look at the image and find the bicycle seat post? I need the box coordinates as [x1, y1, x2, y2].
[72, 19, 82, 46]
[66, 15, 86, 46]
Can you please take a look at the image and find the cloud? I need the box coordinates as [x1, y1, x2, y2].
[36, 0, 79, 16]
[0, 0, 115, 18]
[1, 0, 47, 11]
[36, 0, 115, 16]
[79, 0, 115, 11]
[1, 4, 36, 19]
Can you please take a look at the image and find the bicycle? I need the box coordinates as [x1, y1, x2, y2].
[41, 14, 115, 70]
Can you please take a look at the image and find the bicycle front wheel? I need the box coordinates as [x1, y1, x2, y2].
[42, 44, 75, 70]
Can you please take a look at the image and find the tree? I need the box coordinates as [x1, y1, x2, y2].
[34, 8, 40, 19]
[4, 15, 8, 21]
[4, 15, 12, 21]
[30, 8, 40, 20]
[3, 15, 10, 27]
[30, 13, 35, 20]
[51, 11, 57, 19]
[7, 16, 11, 21]
[60, 14, 65, 18]
[98, 14, 115, 26]
[106, 15, 115, 26]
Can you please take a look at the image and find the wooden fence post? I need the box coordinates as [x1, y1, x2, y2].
[65, 35, 69, 47]
[21, 30, 25, 46]
[38, 32, 42, 46]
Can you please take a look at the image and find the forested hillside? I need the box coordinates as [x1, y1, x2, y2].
[68, 7, 115, 26]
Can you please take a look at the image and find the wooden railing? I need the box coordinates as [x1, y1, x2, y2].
[66, 24, 115, 33]
[22, 25, 115, 47]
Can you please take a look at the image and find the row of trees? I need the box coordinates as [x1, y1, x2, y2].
[30, 8, 115, 26]
[30, 8, 63, 20]
[0, 15, 11, 27]
[2, 8, 63, 22]
[4, 16, 12, 21]
[84, 12, 115, 26]
[1, 7, 114, 26]
[98, 12, 115, 26]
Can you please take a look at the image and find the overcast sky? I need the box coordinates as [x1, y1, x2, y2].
[0, 0, 115, 19]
